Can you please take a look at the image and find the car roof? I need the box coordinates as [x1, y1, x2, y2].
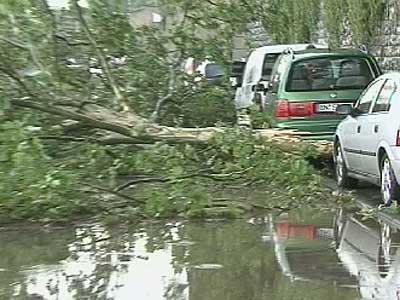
[288, 48, 372, 61]
[251, 44, 325, 55]
[374, 72, 400, 83]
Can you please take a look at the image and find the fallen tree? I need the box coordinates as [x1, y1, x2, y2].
[10, 97, 332, 156]
[0, 0, 339, 224]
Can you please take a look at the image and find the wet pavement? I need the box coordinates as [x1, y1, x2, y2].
[2, 207, 400, 300]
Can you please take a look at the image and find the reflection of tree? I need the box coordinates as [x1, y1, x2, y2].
[0, 223, 188, 300]
[183, 221, 277, 300]
[1, 217, 359, 300]
[0, 229, 74, 299]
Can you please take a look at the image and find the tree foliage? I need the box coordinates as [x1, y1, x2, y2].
[262, 0, 385, 47]
[261, 0, 321, 43]
[0, 0, 344, 224]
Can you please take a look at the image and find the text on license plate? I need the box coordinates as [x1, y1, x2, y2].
[317, 103, 338, 113]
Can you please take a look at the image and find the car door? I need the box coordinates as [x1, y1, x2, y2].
[360, 78, 396, 177]
[237, 53, 261, 110]
[343, 80, 384, 172]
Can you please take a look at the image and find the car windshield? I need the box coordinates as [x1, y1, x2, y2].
[205, 63, 225, 78]
[261, 53, 280, 81]
[286, 56, 374, 92]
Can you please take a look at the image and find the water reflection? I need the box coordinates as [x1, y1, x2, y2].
[271, 212, 356, 285]
[334, 209, 400, 300]
[0, 211, 378, 300]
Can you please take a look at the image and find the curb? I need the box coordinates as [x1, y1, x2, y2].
[324, 177, 400, 229]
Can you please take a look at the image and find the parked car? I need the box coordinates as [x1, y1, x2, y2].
[334, 73, 400, 206]
[183, 57, 225, 86]
[264, 48, 381, 140]
[233, 44, 325, 125]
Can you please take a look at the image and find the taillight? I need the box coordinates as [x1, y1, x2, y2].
[396, 130, 400, 146]
[275, 100, 289, 118]
[289, 102, 315, 117]
[275, 100, 315, 119]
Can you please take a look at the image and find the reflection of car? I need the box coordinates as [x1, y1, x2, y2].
[233, 44, 321, 126]
[264, 48, 381, 140]
[268, 213, 355, 284]
[334, 73, 400, 206]
[335, 210, 400, 300]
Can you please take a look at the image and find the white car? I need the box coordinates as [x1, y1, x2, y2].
[334, 73, 400, 206]
[183, 57, 225, 85]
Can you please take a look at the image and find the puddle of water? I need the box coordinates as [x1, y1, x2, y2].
[2, 208, 400, 300]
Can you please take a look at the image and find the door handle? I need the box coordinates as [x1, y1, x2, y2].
[374, 125, 379, 133]
[357, 125, 361, 133]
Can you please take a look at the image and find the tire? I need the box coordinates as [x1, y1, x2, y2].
[334, 141, 358, 188]
[380, 154, 400, 206]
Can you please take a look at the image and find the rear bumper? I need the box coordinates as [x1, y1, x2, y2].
[274, 119, 341, 141]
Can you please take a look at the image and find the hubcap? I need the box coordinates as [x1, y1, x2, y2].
[336, 145, 344, 185]
[382, 159, 393, 205]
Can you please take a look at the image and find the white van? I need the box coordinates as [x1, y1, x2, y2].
[234, 44, 325, 125]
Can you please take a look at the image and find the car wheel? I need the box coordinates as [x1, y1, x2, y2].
[334, 141, 358, 188]
[380, 154, 400, 206]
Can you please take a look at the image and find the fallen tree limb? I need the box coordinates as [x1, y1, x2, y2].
[72, 0, 130, 111]
[82, 183, 143, 204]
[115, 167, 254, 192]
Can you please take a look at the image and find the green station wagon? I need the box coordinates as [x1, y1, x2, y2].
[265, 48, 381, 140]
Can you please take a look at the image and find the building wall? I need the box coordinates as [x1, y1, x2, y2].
[370, 0, 400, 72]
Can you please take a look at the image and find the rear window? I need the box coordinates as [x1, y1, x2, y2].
[205, 64, 225, 78]
[261, 54, 280, 81]
[286, 56, 374, 92]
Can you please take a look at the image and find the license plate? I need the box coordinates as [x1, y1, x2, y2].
[317, 103, 338, 113]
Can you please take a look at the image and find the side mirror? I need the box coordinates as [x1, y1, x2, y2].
[336, 104, 352, 115]
[349, 107, 362, 118]
[336, 104, 360, 117]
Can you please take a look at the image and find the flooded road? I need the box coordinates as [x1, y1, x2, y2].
[1, 208, 400, 300]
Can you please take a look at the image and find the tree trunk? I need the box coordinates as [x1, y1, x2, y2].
[10, 98, 332, 157]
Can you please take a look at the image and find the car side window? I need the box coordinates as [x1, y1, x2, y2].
[261, 54, 279, 81]
[372, 79, 396, 113]
[355, 80, 384, 114]
[268, 55, 287, 93]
